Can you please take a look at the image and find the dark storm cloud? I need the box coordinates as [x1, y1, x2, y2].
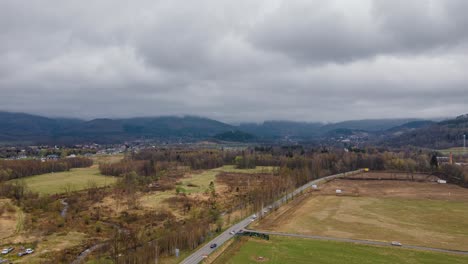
[0, 0, 467, 122]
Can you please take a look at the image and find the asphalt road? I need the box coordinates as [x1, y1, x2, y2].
[180, 169, 364, 264]
[245, 230, 468, 256]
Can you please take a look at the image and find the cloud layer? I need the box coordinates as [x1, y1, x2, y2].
[1, 0, 467, 122]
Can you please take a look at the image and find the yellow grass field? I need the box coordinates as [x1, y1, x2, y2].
[256, 179, 468, 251]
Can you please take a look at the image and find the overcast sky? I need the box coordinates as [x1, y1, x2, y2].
[1, 0, 468, 123]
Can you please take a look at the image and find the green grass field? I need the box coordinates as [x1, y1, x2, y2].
[213, 236, 468, 264]
[12, 166, 117, 195]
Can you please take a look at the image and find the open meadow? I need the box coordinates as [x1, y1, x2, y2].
[10, 166, 118, 195]
[212, 236, 468, 264]
[254, 174, 468, 251]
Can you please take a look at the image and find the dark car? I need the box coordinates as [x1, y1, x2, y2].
[210, 243, 217, 249]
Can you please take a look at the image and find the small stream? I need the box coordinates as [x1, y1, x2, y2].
[60, 199, 68, 218]
[70, 243, 107, 264]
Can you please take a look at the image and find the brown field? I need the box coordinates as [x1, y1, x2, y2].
[255, 174, 468, 251]
[0, 199, 19, 240]
[345, 172, 439, 182]
[318, 177, 468, 201]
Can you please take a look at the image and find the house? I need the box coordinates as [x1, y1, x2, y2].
[46, 154, 59, 160]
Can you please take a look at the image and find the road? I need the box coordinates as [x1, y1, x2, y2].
[180, 169, 363, 264]
[244, 230, 468, 256]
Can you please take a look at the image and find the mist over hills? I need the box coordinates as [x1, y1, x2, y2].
[0, 111, 466, 148]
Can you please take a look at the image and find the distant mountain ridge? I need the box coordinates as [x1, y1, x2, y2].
[0, 111, 443, 145]
[382, 114, 468, 148]
[0, 111, 234, 144]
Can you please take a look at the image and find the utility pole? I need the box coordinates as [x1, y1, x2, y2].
[464, 134, 466, 156]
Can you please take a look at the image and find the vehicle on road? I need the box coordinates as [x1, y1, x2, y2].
[252, 214, 257, 219]
[210, 243, 217, 249]
[229, 230, 235, 235]
[237, 229, 244, 234]
[391, 241, 402, 246]
[1, 247, 13, 254]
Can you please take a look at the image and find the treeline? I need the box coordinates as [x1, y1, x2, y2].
[99, 150, 230, 177]
[0, 157, 93, 181]
[132, 149, 226, 170]
[99, 160, 174, 177]
[99, 148, 438, 178]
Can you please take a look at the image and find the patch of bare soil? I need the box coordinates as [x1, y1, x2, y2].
[251, 255, 269, 262]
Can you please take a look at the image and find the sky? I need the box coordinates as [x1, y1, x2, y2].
[1, 0, 468, 123]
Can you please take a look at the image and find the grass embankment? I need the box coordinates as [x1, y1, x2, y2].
[11, 166, 117, 195]
[214, 236, 468, 264]
[256, 195, 468, 251]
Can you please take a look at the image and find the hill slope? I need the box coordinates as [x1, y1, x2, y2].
[0, 112, 235, 144]
[383, 115, 468, 148]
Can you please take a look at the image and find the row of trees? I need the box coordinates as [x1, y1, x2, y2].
[0, 157, 93, 181]
[132, 149, 229, 170]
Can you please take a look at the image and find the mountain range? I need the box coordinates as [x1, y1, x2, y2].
[0, 111, 466, 148]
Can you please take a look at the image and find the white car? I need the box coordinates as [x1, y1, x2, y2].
[229, 230, 235, 235]
[1, 247, 13, 254]
[18, 248, 34, 257]
[391, 241, 402, 246]
[252, 214, 257, 219]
